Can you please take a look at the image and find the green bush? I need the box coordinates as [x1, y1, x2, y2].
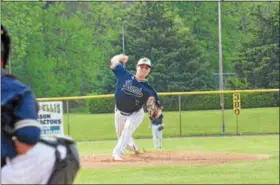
[86, 97, 115, 113]
[241, 93, 278, 108]
[86, 92, 279, 114]
[160, 94, 233, 111]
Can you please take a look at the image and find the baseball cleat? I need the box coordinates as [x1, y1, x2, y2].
[126, 144, 141, 154]
[133, 145, 141, 155]
[112, 155, 123, 161]
[126, 144, 134, 151]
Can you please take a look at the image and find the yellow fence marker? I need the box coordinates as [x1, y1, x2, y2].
[233, 93, 241, 134]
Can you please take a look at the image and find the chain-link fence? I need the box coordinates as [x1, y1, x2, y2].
[37, 89, 279, 141]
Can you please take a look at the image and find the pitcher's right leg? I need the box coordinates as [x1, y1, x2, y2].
[114, 110, 126, 139]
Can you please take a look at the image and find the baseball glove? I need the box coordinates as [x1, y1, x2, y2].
[147, 96, 159, 118]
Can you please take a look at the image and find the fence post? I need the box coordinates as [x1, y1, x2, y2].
[178, 95, 182, 136]
[66, 100, 70, 136]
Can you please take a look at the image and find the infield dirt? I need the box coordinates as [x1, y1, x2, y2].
[80, 150, 270, 168]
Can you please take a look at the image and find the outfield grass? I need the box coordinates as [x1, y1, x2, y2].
[75, 135, 279, 184]
[64, 107, 279, 141]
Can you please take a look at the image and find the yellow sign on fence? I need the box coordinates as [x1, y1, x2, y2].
[233, 93, 241, 115]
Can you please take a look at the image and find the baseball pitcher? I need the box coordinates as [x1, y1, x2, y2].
[110, 54, 164, 160]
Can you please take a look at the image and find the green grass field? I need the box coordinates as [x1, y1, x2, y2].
[75, 135, 279, 184]
[64, 107, 279, 141]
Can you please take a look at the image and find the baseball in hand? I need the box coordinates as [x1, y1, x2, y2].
[120, 54, 128, 63]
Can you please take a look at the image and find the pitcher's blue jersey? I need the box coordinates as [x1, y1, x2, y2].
[111, 63, 161, 113]
[1, 71, 41, 160]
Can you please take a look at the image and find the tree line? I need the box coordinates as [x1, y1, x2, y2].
[2, 2, 279, 98]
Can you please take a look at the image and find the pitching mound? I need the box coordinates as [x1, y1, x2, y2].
[80, 151, 270, 169]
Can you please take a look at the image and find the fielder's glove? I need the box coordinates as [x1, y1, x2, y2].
[157, 123, 164, 131]
[151, 114, 164, 131]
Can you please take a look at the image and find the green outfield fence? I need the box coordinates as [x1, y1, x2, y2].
[37, 89, 279, 141]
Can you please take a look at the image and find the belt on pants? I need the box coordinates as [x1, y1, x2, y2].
[119, 111, 132, 116]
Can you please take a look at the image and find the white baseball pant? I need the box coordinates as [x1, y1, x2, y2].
[113, 108, 144, 157]
[152, 124, 163, 148]
[1, 142, 66, 184]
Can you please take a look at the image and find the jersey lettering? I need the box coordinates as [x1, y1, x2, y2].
[121, 80, 143, 97]
[112, 64, 162, 113]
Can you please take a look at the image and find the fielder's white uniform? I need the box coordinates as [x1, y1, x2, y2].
[152, 124, 163, 148]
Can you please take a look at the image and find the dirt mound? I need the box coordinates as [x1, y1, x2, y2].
[80, 150, 270, 169]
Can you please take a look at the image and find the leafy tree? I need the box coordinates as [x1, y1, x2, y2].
[2, 2, 278, 98]
[122, 2, 214, 92]
[232, 3, 279, 89]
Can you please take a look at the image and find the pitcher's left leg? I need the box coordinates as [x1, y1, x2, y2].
[127, 137, 140, 154]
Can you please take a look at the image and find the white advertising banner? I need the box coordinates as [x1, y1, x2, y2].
[38, 101, 64, 137]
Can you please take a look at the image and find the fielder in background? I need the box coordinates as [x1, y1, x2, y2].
[151, 116, 164, 148]
[110, 54, 164, 161]
[1, 25, 80, 184]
